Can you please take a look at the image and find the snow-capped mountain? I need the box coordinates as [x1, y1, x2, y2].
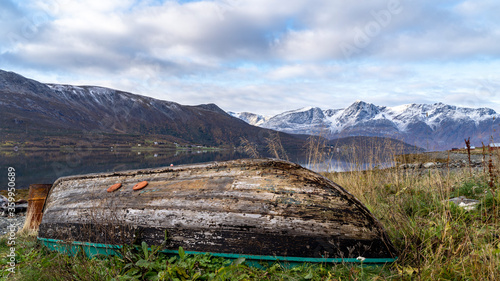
[227, 112, 269, 127]
[261, 107, 329, 135]
[231, 101, 500, 150]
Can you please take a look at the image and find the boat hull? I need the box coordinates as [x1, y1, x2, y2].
[38, 159, 397, 262]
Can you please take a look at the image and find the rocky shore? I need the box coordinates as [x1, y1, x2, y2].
[398, 151, 488, 170]
[0, 213, 26, 236]
[399, 159, 484, 170]
[1, 195, 28, 235]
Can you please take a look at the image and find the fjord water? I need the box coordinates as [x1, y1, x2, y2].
[0, 148, 391, 190]
[0, 149, 249, 190]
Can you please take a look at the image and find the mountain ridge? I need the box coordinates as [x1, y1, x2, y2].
[0, 70, 306, 149]
[1, 69, 465, 152]
[230, 101, 500, 150]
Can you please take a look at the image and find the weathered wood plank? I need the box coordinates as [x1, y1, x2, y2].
[38, 159, 397, 259]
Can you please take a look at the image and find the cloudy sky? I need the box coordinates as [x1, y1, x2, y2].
[1, 0, 499, 115]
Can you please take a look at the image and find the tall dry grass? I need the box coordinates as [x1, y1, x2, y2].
[265, 132, 289, 162]
[304, 136, 500, 280]
[6, 135, 499, 280]
[239, 137, 260, 159]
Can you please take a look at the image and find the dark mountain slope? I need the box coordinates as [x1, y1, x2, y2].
[0, 70, 304, 149]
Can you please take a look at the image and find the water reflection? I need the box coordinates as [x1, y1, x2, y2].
[0, 149, 246, 190]
[0, 148, 391, 190]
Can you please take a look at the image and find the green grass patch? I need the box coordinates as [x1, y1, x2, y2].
[2, 235, 395, 280]
[2, 165, 500, 280]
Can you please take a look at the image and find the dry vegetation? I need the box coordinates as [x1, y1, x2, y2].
[319, 137, 500, 280]
[1, 137, 499, 280]
[264, 135, 500, 279]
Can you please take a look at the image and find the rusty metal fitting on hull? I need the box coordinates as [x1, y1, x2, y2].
[132, 181, 148, 191]
[107, 183, 122, 192]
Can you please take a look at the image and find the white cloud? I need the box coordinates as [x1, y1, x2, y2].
[268, 63, 343, 80]
[0, 0, 499, 114]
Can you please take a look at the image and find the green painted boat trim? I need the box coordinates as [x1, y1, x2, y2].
[38, 237, 397, 265]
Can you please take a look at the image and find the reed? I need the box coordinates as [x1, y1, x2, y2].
[239, 137, 260, 159]
[2, 136, 500, 280]
[265, 132, 289, 161]
[320, 139, 500, 280]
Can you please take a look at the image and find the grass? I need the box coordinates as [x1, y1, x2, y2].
[2, 143, 500, 280]
[324, 152, 500, 280]
[0, 189, 29, 201]
[2, 233, 394, 280]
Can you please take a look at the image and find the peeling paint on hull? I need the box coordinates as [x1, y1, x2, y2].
[38, 159, 397, 261]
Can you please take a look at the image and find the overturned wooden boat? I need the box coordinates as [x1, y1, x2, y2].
[38, 159, 397, 264]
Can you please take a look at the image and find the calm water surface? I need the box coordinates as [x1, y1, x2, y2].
[0, 149, 248, 190]
[0, 148, 389, 190]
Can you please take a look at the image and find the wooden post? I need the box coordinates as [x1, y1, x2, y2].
[21, 184, 52, 232]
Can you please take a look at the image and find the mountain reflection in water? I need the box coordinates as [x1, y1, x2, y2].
[0, 149, 247, 190]
[0, 148, 394, 190]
